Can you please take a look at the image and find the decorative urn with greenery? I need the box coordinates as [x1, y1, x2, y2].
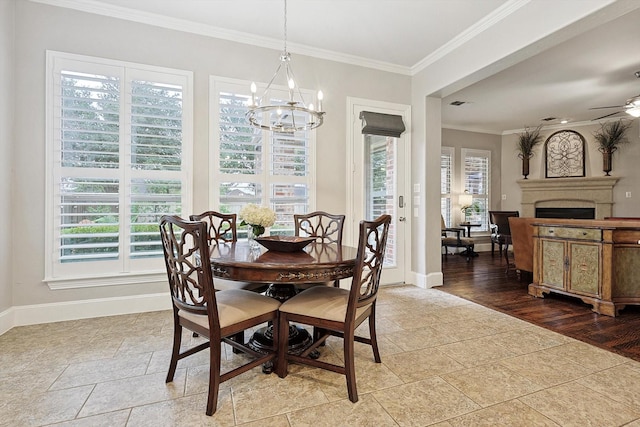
[516, 124, 543, 179]
[593, 119, 633, 176]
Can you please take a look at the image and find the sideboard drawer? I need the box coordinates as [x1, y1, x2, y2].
[539, 226, 602, 241]
[612, 229, 640, 244]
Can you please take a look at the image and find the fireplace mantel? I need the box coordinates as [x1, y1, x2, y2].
[518, 177, 618, 219]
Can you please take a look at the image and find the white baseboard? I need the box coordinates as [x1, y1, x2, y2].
[0, 292, 171, 335]
[425, 271, 443, 288]
[412, 272, 426, 288]
[0, 307, 15, 336]
[412, 271, 443, 289]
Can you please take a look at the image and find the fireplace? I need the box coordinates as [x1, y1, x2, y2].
[518, 177, 618, 220]
[535, 207, 595, 219]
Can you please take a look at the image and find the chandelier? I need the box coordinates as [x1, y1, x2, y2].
[246, 0, 325, 133]
[625, 96, 640, 118]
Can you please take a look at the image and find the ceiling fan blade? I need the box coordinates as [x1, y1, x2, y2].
[589, 105, 625, 110]
[591, 110, 623, 121]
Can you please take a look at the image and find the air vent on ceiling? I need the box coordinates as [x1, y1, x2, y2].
[541, 117, 557, 121]
[449, 101, 466, 106]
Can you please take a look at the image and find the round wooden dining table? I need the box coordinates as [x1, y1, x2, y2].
[208, 240, 358, 292]
[208, 240, 358, 372]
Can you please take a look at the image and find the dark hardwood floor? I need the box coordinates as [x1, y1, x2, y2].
[439, 250, 640, 362]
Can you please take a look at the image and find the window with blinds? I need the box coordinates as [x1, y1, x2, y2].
[46, 51, 193, 286]
[462, 148, 490, 231]
[211, 78, 315, 236]
[441, 147, 454, 227]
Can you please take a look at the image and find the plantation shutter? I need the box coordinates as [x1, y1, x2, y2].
[59, 70, 122, 263]
[440, 147, 453, 227]
[218, 91, 262, 175]
[129, 80, 184, 258]
[48, 51, 193, 286]
[212, 78, 315, 235]
[462, 148, 491, 232]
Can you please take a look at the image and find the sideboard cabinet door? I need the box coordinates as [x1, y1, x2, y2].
[541, 239, 564, 289]
[568, 242, 600, 297]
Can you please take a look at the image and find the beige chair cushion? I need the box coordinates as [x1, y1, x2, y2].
[442, 236, 474, 246]
[179, 289, 281, 330]
[279, 286, 370, 323]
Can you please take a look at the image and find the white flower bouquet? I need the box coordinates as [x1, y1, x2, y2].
[239, 204, 276, 237]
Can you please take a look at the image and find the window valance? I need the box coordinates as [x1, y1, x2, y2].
[359, 111, 405, 137]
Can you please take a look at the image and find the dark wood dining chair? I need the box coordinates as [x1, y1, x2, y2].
[294, 211, 345, 287]
[276, 214, 391, 403]
[489, 210, 519, 257]
[159, 215, 281, 416]
[190, 211, 267, 292]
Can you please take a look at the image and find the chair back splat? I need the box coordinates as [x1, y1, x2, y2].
[159, 215, 281, 416]
[189, 210, 267, 293]
[277, 214, 391, 403]
[294, 211, 346, 288]
[350, 216, 389, 311]
[189, 210, 237, 244]
[294, 211, 345, 245]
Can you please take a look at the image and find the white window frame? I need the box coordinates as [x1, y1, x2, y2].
[441, 146, 454, 228]
[45, 51, 193, 289]
[460, 148, 491, 233]
[209, 76, 316, 234]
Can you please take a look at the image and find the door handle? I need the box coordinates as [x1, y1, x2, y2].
[399, 217, 406, 222]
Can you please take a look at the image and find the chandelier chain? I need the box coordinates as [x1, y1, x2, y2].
[245, 0, 324, 133]
[283, 0, 287, 54]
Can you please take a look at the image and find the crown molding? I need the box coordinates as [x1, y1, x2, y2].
[29, 0, 412, 75]
[411, 0, 530, 75]
[502, 117, 637, 136]
[442, 123, 502, 135]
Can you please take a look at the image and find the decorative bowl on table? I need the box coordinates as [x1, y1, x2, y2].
[255, 236, 316, 252]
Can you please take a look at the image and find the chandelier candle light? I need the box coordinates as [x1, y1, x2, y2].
[246, 0, 325, 133]
[239, 204, 277, 249]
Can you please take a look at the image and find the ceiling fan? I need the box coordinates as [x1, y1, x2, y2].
[590, 71, 640, 121]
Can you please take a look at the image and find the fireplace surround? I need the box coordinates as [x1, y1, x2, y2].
[518, 177, 618, 219]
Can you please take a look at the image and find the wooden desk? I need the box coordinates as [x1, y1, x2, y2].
[208, 241, 358, 371]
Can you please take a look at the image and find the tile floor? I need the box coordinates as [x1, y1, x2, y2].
[3, 285, 640, 426]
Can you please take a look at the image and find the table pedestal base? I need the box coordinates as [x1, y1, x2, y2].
[248, 324, 314, 373]
[249, 283, 319, 373]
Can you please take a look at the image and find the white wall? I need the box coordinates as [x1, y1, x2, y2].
[9, 1, 411, 313]
[0, 0, 15, 316]
[500, 120, 640, 215]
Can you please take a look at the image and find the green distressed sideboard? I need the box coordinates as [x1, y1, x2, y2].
[528, 218, 640, 317]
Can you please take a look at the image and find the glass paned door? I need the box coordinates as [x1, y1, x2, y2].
[349, 100, 408, 285]
[365, 134, 397, 267]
